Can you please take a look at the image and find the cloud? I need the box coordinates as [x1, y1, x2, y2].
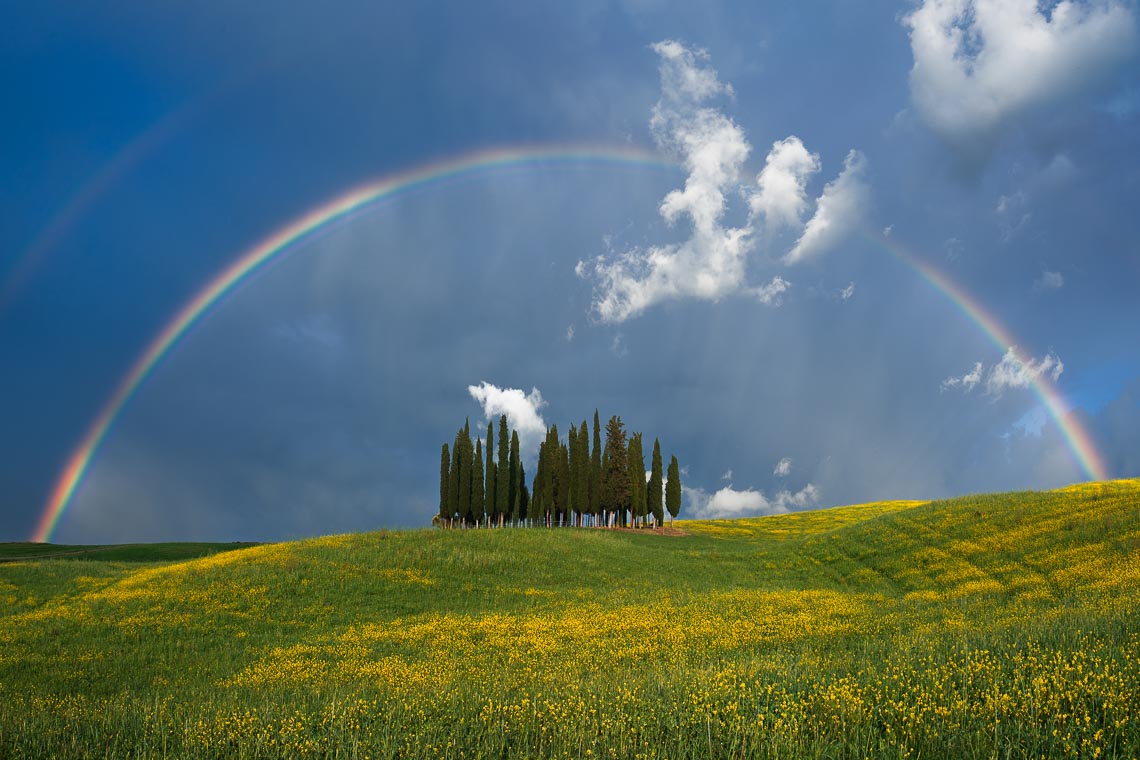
[750, 136, 821, 230]
[751, 276, 790, 305]
[684, 482, 821, 519]
[986, 347, 1063, 395]
[784, 150, 870, 264]
[839, 282, 856, 301]
[721, 469, 733, 480]
[581, 41, 755, 323]
[773, 457, 792, 477]
[941, 361, 983, 391]
[580, 42, 868, 323]
[903, 0, 1138, 150]
[941, 348, 1064, 396]
[1033, 270, 1064, 291]
[467, 382, 548, 457]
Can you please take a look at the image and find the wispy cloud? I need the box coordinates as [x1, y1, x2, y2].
[773, 457, 792, 477]
[941, 348, 1063, 396]
[1033, 270, 1064, 292]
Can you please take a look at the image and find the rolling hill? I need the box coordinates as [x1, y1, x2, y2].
[2, 480, 1138, 758]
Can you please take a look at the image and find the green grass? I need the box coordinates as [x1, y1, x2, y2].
[2, 480, 1139, 758]
[0, 541, 260, 563]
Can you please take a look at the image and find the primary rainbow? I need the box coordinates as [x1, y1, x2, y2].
[33, 147, 1109, 541]
[31, 144, 679, 542]
[866, 228, 1109, 482]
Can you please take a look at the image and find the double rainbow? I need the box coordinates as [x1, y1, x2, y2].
[31, 145, 1109, 542]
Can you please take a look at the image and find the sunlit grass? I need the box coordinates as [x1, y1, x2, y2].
[2, 480, 1139, 757]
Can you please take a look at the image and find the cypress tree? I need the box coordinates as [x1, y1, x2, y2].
[448, 430, 462, 527]
[439, 443, 451, 526]
[486, 421, 496, 526]
[628, 432, 646, 528]
[577, 421, 590, 526]
[666, 455, 682, 527]
[509, 430, 520, 527]
[472, 438, 485, 527]
[600, 416, 629, 528]
[516, 463, 527, 525]
[649, 438, 664, 528]
[458, 424, 472, 526]
[497, 415, 510, 524]
[567, 424, 579, 524]
[557, 442, 570, 526]
[591, 410, 602, 522]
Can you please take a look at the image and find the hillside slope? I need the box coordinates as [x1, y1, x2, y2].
[2, 480, 1138, 758]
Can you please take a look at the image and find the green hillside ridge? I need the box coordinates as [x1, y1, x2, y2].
[2, 480, 1139, 758]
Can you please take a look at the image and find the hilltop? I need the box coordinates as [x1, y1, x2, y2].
[2, 480, 1139, 758]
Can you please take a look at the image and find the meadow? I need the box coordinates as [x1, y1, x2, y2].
[1, 480, 1139, 758]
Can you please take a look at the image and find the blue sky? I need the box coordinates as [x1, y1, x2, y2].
[2, 1, 1139, 541]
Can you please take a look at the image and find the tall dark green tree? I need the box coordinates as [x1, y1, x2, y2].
[472, 438, 485, 526]
[600, 415, 629, 527]
[590, 410, 602, 522]
[448, 430, 462, 527]
[458, 421, 472, 525]
[628, 432, 646, 528]
[666, 455, 682, 527]
[515, 463, 528, 526]
[577, 420, 590, 526]
[497, 415, 510, 524]
[509, 430, 520, 527]
[439, 443, 451, 526]
[486, 421, 496, 525]
[567, 424, 579, 524]
[648, 438, 664, 528]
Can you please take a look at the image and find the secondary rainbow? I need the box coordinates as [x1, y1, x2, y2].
[31, 144, 680, 542]
[866, 228, 1109, 482]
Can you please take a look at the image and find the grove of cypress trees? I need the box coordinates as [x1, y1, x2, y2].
[472, 438, 485, 527]
[666, 455, 681, 527]
[649, 438, 664, 528]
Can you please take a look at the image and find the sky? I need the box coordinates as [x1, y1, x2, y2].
[2, 1, 1139, 542]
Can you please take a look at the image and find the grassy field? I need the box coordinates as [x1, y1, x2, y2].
[0, 542, 260, 564]
[1, 481, 1138, 758]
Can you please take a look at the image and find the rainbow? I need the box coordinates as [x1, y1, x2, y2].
[32, 146, 1109, 541]
[867, 228, 1109, 482]
[31, 144, 679, 542]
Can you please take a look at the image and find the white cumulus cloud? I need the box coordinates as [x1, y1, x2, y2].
[467, 382, 548, 459]
[784, 150, 870, 265]
[684, 482, 821, 519]
[750, 136, 821, 230]
[773, 457, 792, 477]
[580, 41, 870, 324]
[903, 0, 1138, 149]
